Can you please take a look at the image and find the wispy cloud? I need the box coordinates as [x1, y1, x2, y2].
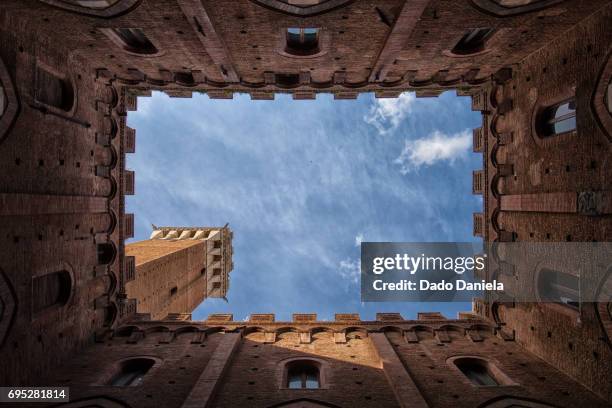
[354, 233, 364, 247]
[339, 258, 361, 284]
[364, 92, 415, 135]
[394, 129, 472, 174]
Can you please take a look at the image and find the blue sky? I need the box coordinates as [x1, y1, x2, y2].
[126, 90, 482, 322]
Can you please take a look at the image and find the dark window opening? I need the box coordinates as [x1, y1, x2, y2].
[200, 268, 206, 276]
[212, 282, 221, 289]
[286, 360, 320, 389]
[275, 74, 300, 87]
[175, 71, 195, 86]
[454, 358, 499, 386]
[32, 271, 71, 313]
[285, 28, 320, 56]
[170, 286, 178, 296]
[213, 240, 222, 249]
[213, 255, 222, 262]
[111, 28, 158, 55]
[108, 358, 155, 387]
[97, 243, 116, 265]
[452, 28, 494, 55]
[538, 268, 579, 310]
[35, 68, 74, 111]
[212, 268, 221, 276]
[537, 98, 577, 137]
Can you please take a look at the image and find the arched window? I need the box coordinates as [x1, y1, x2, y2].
[97, 243, 116, 265]
[286, 360, 320, 389]
[536, 98, 577, 137]
[454, 357, 500, 386]
[35, 67, 74, 111]
[108, 28, 158, 55]
[452, 28, 494, 55]
[286, 28, 320, 56]
[32, 271, 71, 313]
[538, 268, 579, 310]
[108, 358, 155, 386]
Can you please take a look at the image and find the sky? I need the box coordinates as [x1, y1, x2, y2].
[126, 90, 483, 322]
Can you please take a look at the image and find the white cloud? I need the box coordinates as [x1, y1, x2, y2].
[339, 258, 361, 283]
[364, 92, 415, 135]
[354, 233, 364, 247]
[394, 129, 472, 174]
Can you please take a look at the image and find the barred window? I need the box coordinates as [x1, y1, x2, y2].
[110, 28, 158, 55]
[286, 360, 320, 389]
[35, 68, 74, 111]
[454, 358, 499, 386]
[286, 28, 320, 56]
[452, 28, 494, 55]
[537, 98, 577, 137]
[109, 358, 155, 387]
[32, 271, 71, 313]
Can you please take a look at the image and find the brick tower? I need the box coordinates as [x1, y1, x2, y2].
[124, 226, 233, 320]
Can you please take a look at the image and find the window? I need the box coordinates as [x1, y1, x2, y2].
[454, 358, 499, 386]
[276, 74, 301, 87]
[286, 360, 320, 389]
[212, 268, 221, 276]
[170, 286, 178, 296]
[32, 271, 71, 313]
[451, 28, 494, 55]
[97, 243, 116, 265]
[35, 68, 74, 111]
[286, 28, 320, 56]
[174, 72, 194, 86]
[212, 282, 221, 289]
[537, 98, 577, 137]
[108, 358, 155, 386]
[110, 28, 158, 55]
[538, 268, 579, 310]
[213, 255, 222, 262]
[213, 240, 222, 249]
[200, 268, 206, 276]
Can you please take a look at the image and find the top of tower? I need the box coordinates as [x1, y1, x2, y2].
[148, 224, 234, 298]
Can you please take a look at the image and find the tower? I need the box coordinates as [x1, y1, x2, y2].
[124, 226, 233, 320]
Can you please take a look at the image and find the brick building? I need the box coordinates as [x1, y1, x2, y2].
[0, 0, 610, 407]
[125, 226, 233, 320]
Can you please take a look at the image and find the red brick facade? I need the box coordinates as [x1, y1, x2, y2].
[0, 0, 610, 406]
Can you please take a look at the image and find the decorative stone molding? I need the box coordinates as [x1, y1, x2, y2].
[250, 0, 354, 17]
[470, 0, 566, 17]
[37, 0, 141, 18]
